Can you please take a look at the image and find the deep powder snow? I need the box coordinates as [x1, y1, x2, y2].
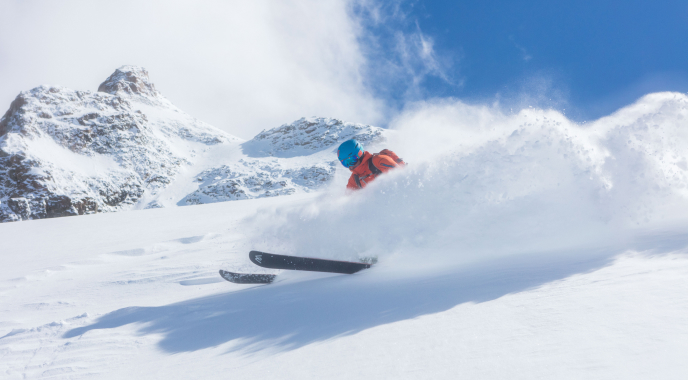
[250, 92, 688, 268]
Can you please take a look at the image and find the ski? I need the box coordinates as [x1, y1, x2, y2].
[219, 270, 276, 284]
[249, 250, 371, 274]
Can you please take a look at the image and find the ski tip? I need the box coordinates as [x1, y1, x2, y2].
[219, 270, 276, 284]
[249, 251, 268, 267]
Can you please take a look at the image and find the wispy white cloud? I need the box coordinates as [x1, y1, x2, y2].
[509, 35, 532, 62]
[0, 0, 386, 138]
[350, 0, 459, 103]
[0, 0, 458, 137]
[397, 21, 454, 85]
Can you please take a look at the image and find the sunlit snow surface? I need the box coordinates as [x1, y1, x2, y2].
[2, 93, 688, 379]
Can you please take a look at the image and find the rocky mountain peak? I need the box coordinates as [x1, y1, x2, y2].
[0, 96, 28, 137]
[98, 66, 160, 99]
[0, 65, 236, 223]
[242, 117, 385, 158]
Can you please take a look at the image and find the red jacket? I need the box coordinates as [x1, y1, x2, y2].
[346, 151, 400, 190]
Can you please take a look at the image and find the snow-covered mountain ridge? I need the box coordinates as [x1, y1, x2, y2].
[181, 117, 385, 205]
[0, 67, 387, 222]
[244, 117, 384, 158]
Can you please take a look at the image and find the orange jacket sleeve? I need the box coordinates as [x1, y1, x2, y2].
[372, 154, 398, 173]
[346, 175, 360, 190]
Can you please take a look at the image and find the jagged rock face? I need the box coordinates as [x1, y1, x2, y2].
[0, 66, 236, 222]
[98, 66, 160, 99]
[243, 117, 385, 158]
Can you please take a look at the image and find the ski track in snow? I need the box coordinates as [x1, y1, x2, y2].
[2, 91, 688, 378]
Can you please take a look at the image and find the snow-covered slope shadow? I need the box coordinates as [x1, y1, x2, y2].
[63, 246, 624, 354]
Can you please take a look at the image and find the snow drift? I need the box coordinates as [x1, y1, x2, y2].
[250, 92, 688, 268]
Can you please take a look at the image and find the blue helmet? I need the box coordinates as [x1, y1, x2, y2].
[337, 139, 364, 168]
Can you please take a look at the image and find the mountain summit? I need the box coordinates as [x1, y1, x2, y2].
[0, 66, 236, 222]
[97, 65, 161, 99]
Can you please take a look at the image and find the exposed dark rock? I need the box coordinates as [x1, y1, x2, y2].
[0, 95, 28, 137]
[45, 195, 77, 218]
[42, 195, 97, 218]
[8, 197, 30, 220]
[98, 66, 160, 98]
[30, 198, 47, 219]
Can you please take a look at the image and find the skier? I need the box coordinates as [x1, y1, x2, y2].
[337, 139, 406, 190]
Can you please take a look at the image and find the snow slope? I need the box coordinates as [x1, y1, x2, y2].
[1, 196, 687, 379]
[2, 93, 688, 379]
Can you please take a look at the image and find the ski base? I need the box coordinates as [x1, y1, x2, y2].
[249, 250, 371, 274]
[219, 270, 276, 284]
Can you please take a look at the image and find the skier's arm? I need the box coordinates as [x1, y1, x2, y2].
[372, 155, 398, 173]
[347, 175, 361, 190]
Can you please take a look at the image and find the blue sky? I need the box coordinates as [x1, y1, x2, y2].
[362, 0, 688, 120]
[1, 0, 686, 136]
